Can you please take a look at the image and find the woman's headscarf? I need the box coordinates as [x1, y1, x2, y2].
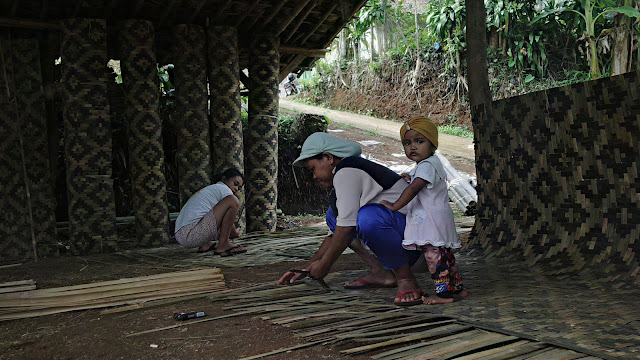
[399, 115, 438, 149]
[292, 132, 362, 167]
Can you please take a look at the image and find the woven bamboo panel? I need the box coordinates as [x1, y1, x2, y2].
[245, 34, 279, 232]
[172, 24, 211, 206]
[120, 226, 332, 268]
[470, 71, 640, 285]
[206, 25, 246, 231]
[118, 20, 169, 247]
[202, 283, 605, 360]
[61, 19, 117, 254]
[12, 35, 57, 258]
[0, 31, 31, 261]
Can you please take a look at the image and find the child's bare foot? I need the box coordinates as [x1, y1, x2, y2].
[422, 295, 454, 305]
[453, 290, 468, 299]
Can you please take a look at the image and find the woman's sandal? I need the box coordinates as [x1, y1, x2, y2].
[214, 245, 247, 257]
[393, 289, 424, 306]
[197, 242, 217, 253]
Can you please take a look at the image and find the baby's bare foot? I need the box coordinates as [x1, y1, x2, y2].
[422, 295, 454, 305]
[453, 290, 468, 299]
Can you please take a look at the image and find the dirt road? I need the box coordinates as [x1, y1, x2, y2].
[280, 99, 475, 160]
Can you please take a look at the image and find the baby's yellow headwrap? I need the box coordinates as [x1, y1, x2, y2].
[399, 115, 438, 148]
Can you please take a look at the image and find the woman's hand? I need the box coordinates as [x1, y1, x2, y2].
[277, 268, 307, 285]
[306, 259, 330, 280]
[380, 200, 395, 211]
[401, 173, 411, 183]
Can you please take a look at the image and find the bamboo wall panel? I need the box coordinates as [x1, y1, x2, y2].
[470, 71, 640, 284]
[12, 35, 57, 257]
[173, 24, 211, 206]
[118, 20, 169, 247]
[245, 34, 279, 232]
[0, 31, 31, 260]
[207, 26, 246, 231]
[61, 19, 117, 254]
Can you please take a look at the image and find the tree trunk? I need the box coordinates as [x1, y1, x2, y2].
[383, 0, 392, 50]
[339, 28, 348, 61]
[353, 38, 359, 64]
[490, 27, 498, 50]
[611, 0, 632, 75]
[375, 20, 385, 56]
[466, 0, 492, 107]
[370, 28, 376, 61]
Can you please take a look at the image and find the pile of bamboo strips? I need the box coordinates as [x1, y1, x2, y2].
[0, 268, 225, 321]
[0, 280, 36, 294]
[436, 152, 477, 215]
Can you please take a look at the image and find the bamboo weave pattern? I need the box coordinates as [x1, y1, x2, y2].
[207, 26, 246, 231]
[246, 34, 279, 232]
[61, 19, 117, 254]
[0, 31, 31, 261]
[470, 71, 640, 285]
[12, 35, 57, 257]
[119, 20, 169, 247]
[173, 24, 211, 206]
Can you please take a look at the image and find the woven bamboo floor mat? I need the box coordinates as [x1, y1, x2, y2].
[119, 227, 340, 268]
[120, 226, 639, 359]
[326, 250, 640, 359]
[204, 282, 607, 360]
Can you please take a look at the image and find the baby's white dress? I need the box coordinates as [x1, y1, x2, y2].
[402, 156, 460, 250]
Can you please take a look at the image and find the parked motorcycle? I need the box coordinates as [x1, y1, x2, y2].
[284, 73, 298, 96]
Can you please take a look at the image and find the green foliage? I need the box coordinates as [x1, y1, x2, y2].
[157, 64, 174, 95]
[531, 0, 640, 79]
[438, 124, 474, 139]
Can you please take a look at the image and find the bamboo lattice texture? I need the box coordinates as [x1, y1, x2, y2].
[12, 34, 57, 258]
[118, 20, 169, 247]
[61, 19, 117, 254]
[0, 31, 31, 261]
[173, 24, 211, 206]
[207, 26, 246, 231]
[245, 34, 279, 232]
[470, 71, 640, 285]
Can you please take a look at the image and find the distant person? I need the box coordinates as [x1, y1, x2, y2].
[277, 132, 428, 306]
[381, 116, 467, 305]
[174, 168, 247, 256]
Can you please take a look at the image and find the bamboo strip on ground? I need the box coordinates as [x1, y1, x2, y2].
[341, 324, 473, 355]
[452, 340, 535, 360]
[336, 319, 457, 340]
[0, 277, 224, 307]
[0, 280, 34, 287]
[407, 332, 517, 360]
[0, 263, 22, 269]
[236, 339, 327, 360]
[0, 282, 224, 313]
[0, 269, 225, 321]
[0, 285, 36, 293]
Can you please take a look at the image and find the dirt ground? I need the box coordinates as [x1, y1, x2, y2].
[0, 118, 477, 360]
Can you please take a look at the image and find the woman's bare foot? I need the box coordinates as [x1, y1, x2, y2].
[344, 269, 396, 289]
[422, 295, 454, 305]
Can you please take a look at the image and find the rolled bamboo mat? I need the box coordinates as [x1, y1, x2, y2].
[0, 268, 225, 321]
